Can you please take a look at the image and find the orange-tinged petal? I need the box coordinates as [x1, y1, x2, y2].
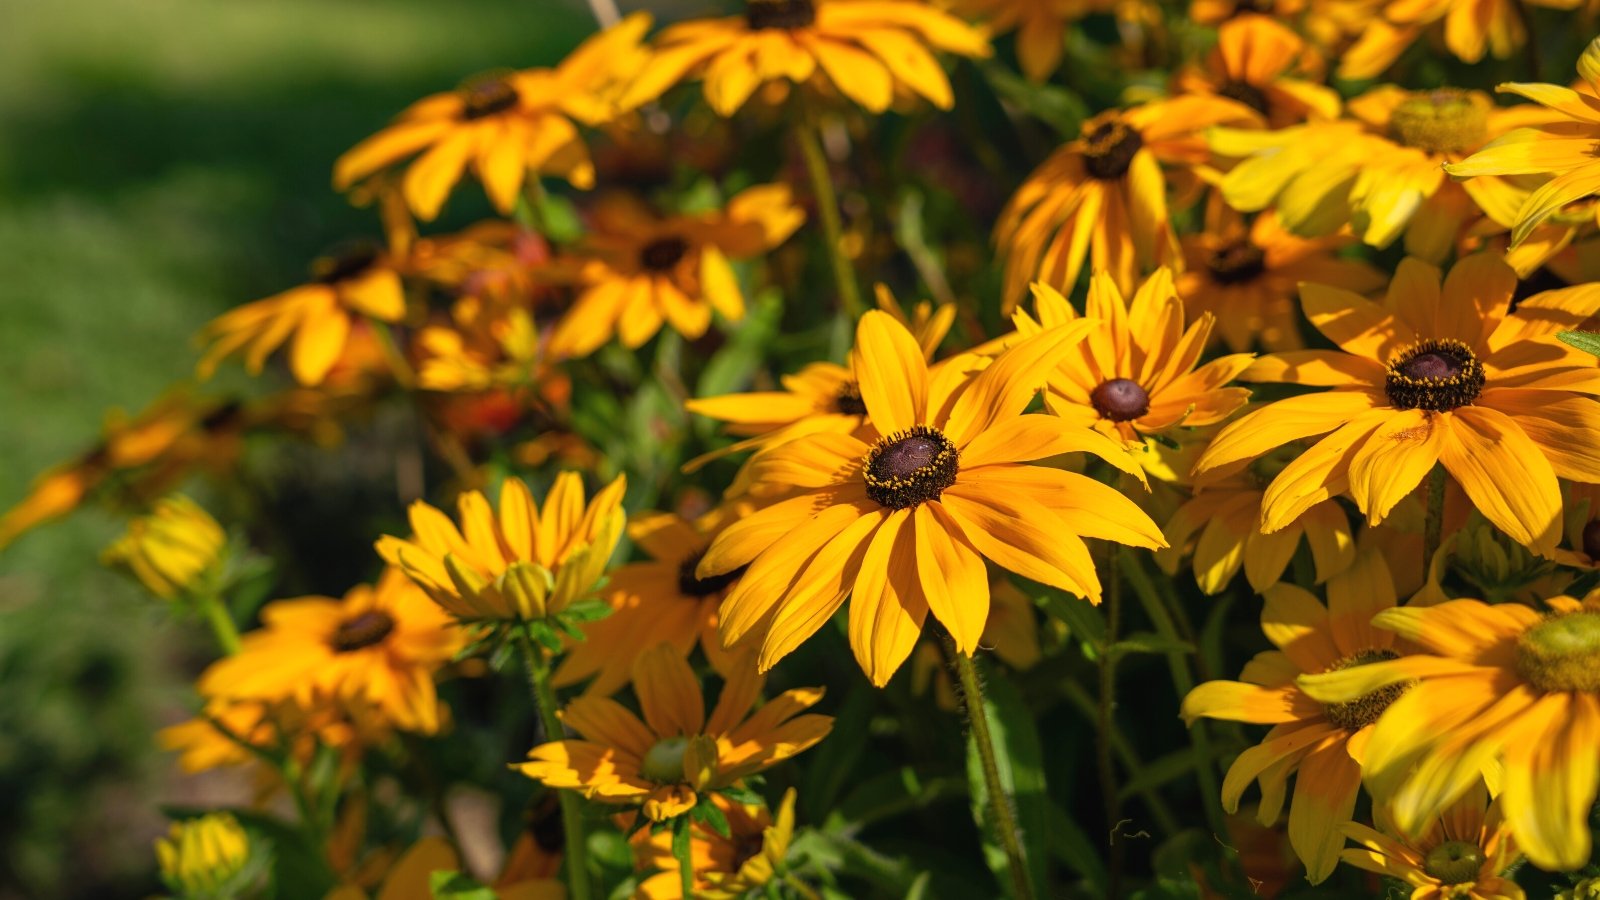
[1288, 739, 1363, 884]
[851, 310, 928, 434]
[632, 644, 706, 737]
[914, 503, 989, 655]
[1181, 681, 1309, 725]
[1439, 406, 1562, 552]
[1260, 583, 1339, 674]
[847, 509, 927, 685]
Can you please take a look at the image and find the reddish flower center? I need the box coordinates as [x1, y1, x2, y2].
[746, 0, 816, 29]
[1384, 339, 1484, 411]
[332, 610, 395, 652]
[459, 73, 520, 120]
[1080, 117, 1144, 180]
[1090, 378, 1150, 422]
[863, 425, 959, 509]
[1206, 238, 1267, 285]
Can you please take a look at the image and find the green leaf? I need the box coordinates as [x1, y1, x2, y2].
[715, 785, 765, 806]
[524, 621, 564, 654]
[1038, 591, 1106, 648]
[964, 662, 1051, 899]
[822, 767, 966, 833]
[430, 869, 499, 900]
[801, 680, 876, 819]
[977, 61, 1088, 138]
[693, 796, 732, 838]
[1558, 330, 1600, 357]
[671, 814, 693, 869]
[1044, 802, 1108, 893]
[1108, 632, 1195, 659]
[563, 599, 615, 622]
[695, 288, 784, 401]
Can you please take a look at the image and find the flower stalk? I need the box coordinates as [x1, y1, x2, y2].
[793, 109, 865, 319]
[950, 641, 1035, 900]
[516, 630, 594, 900]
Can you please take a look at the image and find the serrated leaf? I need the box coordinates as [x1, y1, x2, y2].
[430, 869, 499, 900]
[964, 663, 1050, 899]
[1558, 330, 1600, 357]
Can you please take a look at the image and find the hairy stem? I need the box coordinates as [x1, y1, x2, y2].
[951, 641, 1035, 900]
[794, 111, 865, 319]
[1098, 557, 1125, 900]
[516, 632, 593, 900]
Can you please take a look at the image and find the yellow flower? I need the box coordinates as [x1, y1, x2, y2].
[1195, 254, 1600, 553]
[698, 310, 1163, 685]
[198, 243, 407, 386]
[996, 95, 1257, 305]
[159, 699, 367, 782]
[1214, 87, 1556, 263]
[1298, 591, 1600, 871]
[517, 644, 832, 822]
[1341, 784, 1523, 900]
[377, 472, 626, 622]
[1014, 268, 1255, 445]
[1173, 14, 1340, 128]
[1560, 877, 1600, 900]
[952, 0, 1085, 83]
[156, 813, 252, 898]
[415, 307, 543, 393]
[325, 836, 565, 900]
[621, 0, 990, 117]
[546, 184, 803, 358]
[1446, 38, 1600, 247]
[1181, 550, 1414, 883]
[101, 495, 226, 600]
[333, 13, 652, 219]
[198, 568, 464, 734]
[633, 788, 798, 899]
[1336, 0, 1581, 80]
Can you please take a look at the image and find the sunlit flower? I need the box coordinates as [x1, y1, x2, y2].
[377, 472, 627, 623]
[415, 308, 543, 393]
[1195, 254, 1600, 552]
[101, 495, 226, 600]
[1173, 14, 1339, 128]
[621, 0, 990, 116]
[911, 578, 1042, 709]
[952, 0, 1084, 82]
[1335, 0, 1582, 80]
[156, 813, 253, 899]
[633, 788, 798, 899]
[1340, 784, 1523, 900]
[518, 644, 832, 822]
[1181, 551, 1414, 883]
[699, 311, 1162, 685]
[333, 13, 652, 219]
[326, 836, 564, 900]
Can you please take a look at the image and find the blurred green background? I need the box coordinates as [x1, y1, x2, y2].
[0, 2, 600, 896]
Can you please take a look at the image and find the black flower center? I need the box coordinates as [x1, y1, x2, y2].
[746, 0, 816, 29]
[1423, 840, 1485, 885]
[1216, 80, 1269, 116]
[332, 610, 395, 652]
[730, 832, 766, 870]
[1080, 117, 1144, 180]
[1206, 238, 1267, 285]
[1388, 89, 1490, 155]
[1321, 649, 1411, 731]
[863, 425, 959, 509]
[1515, 611, 1600, 692]
[678, 550, 745, 597]
[459, 72, 520, 120]
[1583, 520, 1600, 560]
[1090, 378, 1150, 422]
[1384, 339, 1485, 411]
[311, 243, 382, 284]
[639, 236, 689, 272]
[835, 381, 866, 416]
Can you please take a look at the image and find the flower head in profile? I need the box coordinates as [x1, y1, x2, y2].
[377, 472, 627, 622]
[633, 788, 798, 899]
[546, 184, 803, 358]
[1195, 254, 1600, 553]
[333, 13, 652, 220]
[197, 242, 407, 387]
[101, 495, 226, 600]
[1341, 784, 1523, 900]
[1181, 551, 1415, 883]
[1014, 268, 1254, 446]
[156, 813, 256, 900]
[698, 310, 1163, 685]
[1173, 14, 1340, 128]
[198, 568, 464, 734]
[621, 0, 990, 116]
[518, 644, 831, 822]
[1335, 0, 1582, 80]
[1298, 591, 1600, 871]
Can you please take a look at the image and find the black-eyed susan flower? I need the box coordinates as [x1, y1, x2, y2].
[156, 813, 255, 899]
[1177, 209, 1384, 353]
[198, 568, 464, 735]
[620, 0, 990, 117]
[952, 0, 1082, 83]
[198, 243, 407, 387]
[1173, 14, 1339, 128]
[333, 13, 651, 220]
[1194, 254, 1600, 553]
[377, 472, 626, 623]
[1445, 38, 1600, 247]
[1334, 0, 1582, 80]
[518, 644, 831, 822]
[1214, 87, 1555, 263]
[326, 835, 566, 900]
[101, 495, 226, 600]
[545, 184, 803, 358]
[1298, 590, 1600, 871]
[632, 788, 798, 899]
[1340, 784, 1523, 900]
[1181, 550, 1415, 883]
[1014, 269, 1255, 446]
[697, 310, 1163, 685]
[996, 95, 1258, 305]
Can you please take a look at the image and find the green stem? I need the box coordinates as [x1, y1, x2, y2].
[516, 632, 593, 900]
[678, 830, 695, 899]
[1098, 557, 1125, 900]
[371, 320, 416, 389]
[1424, 465, 1447, 577]
[196, 588, 241, 656]
[782, 872, 822, 900]
[1058, 681, 1180, 837]
[793, 111, 865, 319]
[950, 642, 1035, 900]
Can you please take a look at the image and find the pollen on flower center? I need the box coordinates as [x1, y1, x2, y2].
[679, 550, 745, 597]
[1216, 80, 1269, 116]
[1321, 649, 1411, 731]
[311, 243, 381, 284]
[1206, 238, 1267, 285]
[640, 736, 690, 782]
[458, 72, 520, 120]
[1423, 840, 1486, 885]
[1080, 116, 1144, 180]
[1384, 339, 1485, 411]
[332, 610, 395, 652]
[639, 236, 689, 272]
[1515, 612, 1600, 692]
[1090, 378, 1150, 422]
[863, 424, 959, 509]
[835, 381, 867, 416]
[1388, 89, 1490, 155]
[746, 0, 816, 30]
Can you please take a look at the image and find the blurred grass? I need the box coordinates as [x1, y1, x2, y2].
[0, 1, 591, 896]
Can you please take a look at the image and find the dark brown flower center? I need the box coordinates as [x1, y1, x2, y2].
[1388, 89, 1490, 155]
[311, 243, 382, 284]
[1321, 649, 1411, 731]
[332, 610, 395, 652]
[529, 794, 565, 853]
[1423, 840, 1485, 885]
[1515, 611, 1600, 692]
[1384, 339, 1485, 411]
[459, 72, 520, 120]
[1080, 117, 1144, 180]
[730, 831, 766, 870]
[678, 551, 745, 598]
[863, 425, 959, 509]
[1206, 238, 1267, 285]
[639, 236, 689, 272]
[1583, 520, 1600, 559]
[1090, 378, 1150, 422]
[835, 381, 866, 416]
[1216, 80, 1269, 116]
[746, 0, 816, 29]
